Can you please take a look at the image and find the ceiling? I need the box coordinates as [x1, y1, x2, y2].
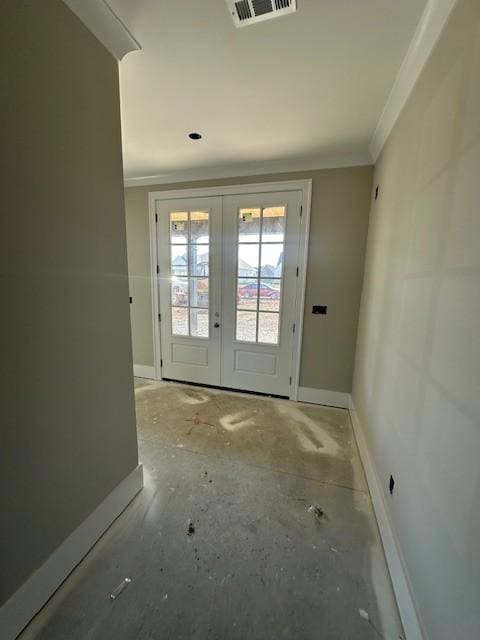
[109, 0, 428, 182]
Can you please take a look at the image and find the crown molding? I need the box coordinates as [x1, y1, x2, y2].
[63, 0, 141, 60]
[369, 0, 459, 161]
[123, 152, 373, 187]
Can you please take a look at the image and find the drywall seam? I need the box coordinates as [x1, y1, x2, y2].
[0, 465, 144, 640]
[297, 386, 350, 409]
[349, 401, 426, 640]
[369, 0, 459, 161]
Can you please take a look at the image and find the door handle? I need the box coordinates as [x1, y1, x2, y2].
[214, 322, 220, 328]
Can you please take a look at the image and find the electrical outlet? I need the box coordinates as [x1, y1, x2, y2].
[389, 475, 395, 495]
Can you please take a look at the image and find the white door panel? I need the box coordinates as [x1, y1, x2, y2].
[221, 191, 302, 396]
[156, 197, 222, 386]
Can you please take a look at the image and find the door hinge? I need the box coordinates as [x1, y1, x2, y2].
[158, 313, 161, 322]
[160, 359, 163, 368]
[300, 205, 303, 217]
[155, 213, 158, 223]
[289, 376, 292, 385]
[296, 267, 299, 277]
[293, 323, 296, 334]
[156, 265, 159, 274]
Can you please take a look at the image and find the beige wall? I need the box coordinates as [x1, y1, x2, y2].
[352, 1, 480, 638]
[0, 0, 138, 606]
[125, 166, 373, 393]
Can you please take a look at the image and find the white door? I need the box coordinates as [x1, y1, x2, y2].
[157, 197, 222, 386]
[156, 190, 302, 397]
[221, 191, 302, 396]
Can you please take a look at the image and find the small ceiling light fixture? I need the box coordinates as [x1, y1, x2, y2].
[188, 132, 202, 140]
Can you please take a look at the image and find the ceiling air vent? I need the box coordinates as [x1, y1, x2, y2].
[227, 0, 297, 28]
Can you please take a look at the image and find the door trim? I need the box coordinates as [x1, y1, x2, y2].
[148, 179, 312, 400]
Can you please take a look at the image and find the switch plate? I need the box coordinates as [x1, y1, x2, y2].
[312, 305, 327, 315]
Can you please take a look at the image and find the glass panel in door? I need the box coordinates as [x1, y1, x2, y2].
[169, 210, 210, 339]
[235, 206, 285, 345]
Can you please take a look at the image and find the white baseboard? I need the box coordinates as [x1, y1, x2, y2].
[297, 386, 350, 409]
[0, 464, 144, 640]
[349, 401, 425, 640]
[133, 364, 156, 379]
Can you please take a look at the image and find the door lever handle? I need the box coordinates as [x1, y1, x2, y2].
[214, 322, 220, 328]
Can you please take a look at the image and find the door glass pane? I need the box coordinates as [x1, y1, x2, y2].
[168, 210, 210, 338]
[262, 207, 286, 242]
[237, 278, 258, 310]
[258, 312, 279, 345]
[172, 307, 189, 336]
[171, 277, 188, 307]
[260, 243, 283, 277]
[259, 279, 281, 312]
[190, 211, 209, 244]
[238, 244, 259, 277]
[236, 311, 257, 342]
[170, 212, 188, 243]
[190, 245, 209, 276]
[235, 202, 287, 344]
[190, 308, 209, 338]
[239, 208, 261, 242]
[190, 277, 209, 308]
[171, 245, 188, 276]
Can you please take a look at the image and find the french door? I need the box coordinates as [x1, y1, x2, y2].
[156, 190, 302, 397]
[157, 197, 222, 386]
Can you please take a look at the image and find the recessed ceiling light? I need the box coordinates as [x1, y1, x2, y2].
[188, 132, 202, 140]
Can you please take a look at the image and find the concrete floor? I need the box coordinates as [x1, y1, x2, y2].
[20, 380, 404, 640]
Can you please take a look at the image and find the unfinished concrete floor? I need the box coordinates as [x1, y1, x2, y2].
[20, 380, 404, 640]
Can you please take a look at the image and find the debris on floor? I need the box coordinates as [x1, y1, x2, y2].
[358, 608, 388, 639]
[307, 504, 324, 520]
[185, 412, 215, 435]
[110, 577, 131, 600]
[23, 382, 405, 639]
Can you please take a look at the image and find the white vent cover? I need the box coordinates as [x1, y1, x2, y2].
[226, 0, 297, 28]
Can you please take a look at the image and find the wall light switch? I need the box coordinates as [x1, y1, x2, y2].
[312, 305, 327, 315]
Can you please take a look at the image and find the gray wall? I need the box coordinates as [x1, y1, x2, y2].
[0, 0, 138, 606]
[126, 166, 373, 393]
[352, 1, 480, 638]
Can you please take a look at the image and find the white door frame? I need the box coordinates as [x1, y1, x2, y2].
[148, 179, 312, 401]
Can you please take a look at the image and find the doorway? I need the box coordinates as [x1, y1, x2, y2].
[150, 181, 311, 398]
